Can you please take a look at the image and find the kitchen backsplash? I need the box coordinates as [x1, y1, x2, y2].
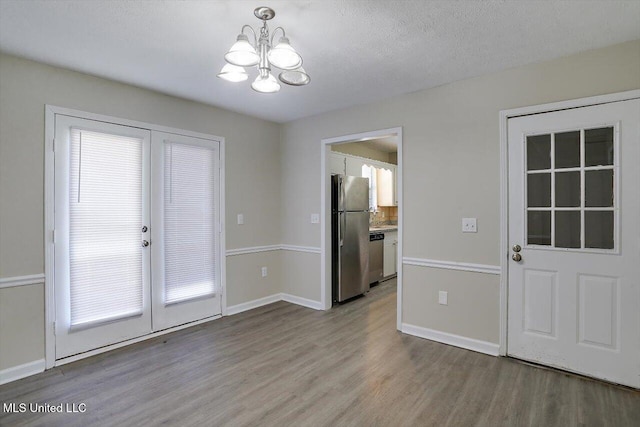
[370, 206, 398, 226]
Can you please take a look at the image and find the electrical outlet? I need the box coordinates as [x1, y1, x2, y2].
[462, 217, 477, 233]
[237, 214, 244, 225]
[261, 266, 268, 277]
[438, 291, 448, 305]
[310, 213, 320, 224]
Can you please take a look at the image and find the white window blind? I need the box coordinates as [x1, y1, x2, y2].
[69, 129, 144, 327]
[164, 142, 218, 304]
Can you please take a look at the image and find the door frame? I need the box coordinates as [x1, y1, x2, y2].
[44, 105, 226, 368]
[498, 89, 640, 356]
[320, 126, 403, 330]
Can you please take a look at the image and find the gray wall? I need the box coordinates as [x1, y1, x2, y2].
[0, 53, 282, 370]
[280, 40, 640, 343]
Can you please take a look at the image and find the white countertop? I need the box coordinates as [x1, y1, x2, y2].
[369, 225, 398, 233]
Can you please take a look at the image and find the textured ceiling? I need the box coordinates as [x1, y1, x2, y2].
[1, 1, 639, 123]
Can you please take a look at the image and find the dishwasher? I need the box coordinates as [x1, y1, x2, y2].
[369, 233, 384, 285]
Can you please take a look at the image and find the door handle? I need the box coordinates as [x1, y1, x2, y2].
[512, 253, 522, 262]
[339, 213, 345, 247]
[142, 240, 150, 248]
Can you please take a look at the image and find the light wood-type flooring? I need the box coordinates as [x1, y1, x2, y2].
[1, 279, 639, 426]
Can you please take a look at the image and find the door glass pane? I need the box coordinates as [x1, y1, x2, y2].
[527, 173, 551, 207]
[555, 211, 581, 248]
[528, 211, 551, 245]
[527, 134, 551, 170]
[164, 142, 217, 304]
[555, 131, 580, 168]
[69, 129, 143, 326]
[555, 171, 580, 207]
[585, 211, 614, 249]
[585, 170, 613, 207]
[585, 127, 614, 166]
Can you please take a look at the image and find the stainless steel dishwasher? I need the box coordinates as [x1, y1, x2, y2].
[369, 232, 384, 285]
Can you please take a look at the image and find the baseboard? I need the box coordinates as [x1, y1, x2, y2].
[281, 293, 324, 310]
[0, 359, 45, 385]
[226, 294, 282, 315]
[401, 323, 499, 356]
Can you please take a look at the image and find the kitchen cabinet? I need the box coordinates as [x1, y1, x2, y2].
[383, 231, 397, 277]
[330, 152, 346, 175]
[376, 166, 394, 207]
[345, 156, 364, 177]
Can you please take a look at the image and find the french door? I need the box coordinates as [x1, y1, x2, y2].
[54, 115, 221, 360]
[507, 98, 640, 388]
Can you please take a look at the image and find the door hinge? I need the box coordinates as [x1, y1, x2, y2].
[52, 229, 56, 244]
[52, 138, 56, 152]
[52, 321, 56, 335]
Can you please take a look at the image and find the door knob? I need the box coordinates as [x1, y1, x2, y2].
[512, 244, 521, 253]
[512, 253, 522, 262]
[142, 240, 149, 248]
[142, 225, 148, 233]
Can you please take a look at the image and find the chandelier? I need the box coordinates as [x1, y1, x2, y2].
[217, 7, 310, 93]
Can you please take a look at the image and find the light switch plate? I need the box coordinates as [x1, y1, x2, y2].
[310, 213, 320, 224]
[462, 217, 477, 233]
[438, 291, 448, 305]
[261, 267, 268, 277]
[237, 214, 244, 225]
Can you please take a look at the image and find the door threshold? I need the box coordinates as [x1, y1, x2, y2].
[54, 314, 221, 367]
[505, 356, 639, 392]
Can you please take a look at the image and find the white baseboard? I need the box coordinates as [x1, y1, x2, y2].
[281, 293, 324, 310]
[402, 323, 499, 356]
[226, 293, 323, 315]
[0, 359, 45, 385]
[226, 294, 282, 315]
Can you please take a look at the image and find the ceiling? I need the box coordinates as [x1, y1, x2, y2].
[0, 1, 638, 123]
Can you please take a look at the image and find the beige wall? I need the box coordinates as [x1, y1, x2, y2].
[280, 40, 640, 342]
[0, 53, 282, 370]
[331, 142, 392, 163]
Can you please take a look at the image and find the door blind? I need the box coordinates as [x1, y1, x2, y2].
[163, 142, 218, 304]
[69, 128, 144, 326]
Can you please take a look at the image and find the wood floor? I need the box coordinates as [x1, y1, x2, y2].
[1, 279, 639, 426]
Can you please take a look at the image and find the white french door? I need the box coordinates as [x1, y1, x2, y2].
[507, 98, 640, 388]
[54, 115, 221, 360]
[151, 132, 221, 330]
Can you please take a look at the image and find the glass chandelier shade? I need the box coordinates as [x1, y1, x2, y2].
[278, 67, 310, 86]
[217, 7, 309, 92]
[224, 34, 260, 67]
[267, 37, 302, 70]
[216, 64, 249, 82]
[251, 73, 281, 93]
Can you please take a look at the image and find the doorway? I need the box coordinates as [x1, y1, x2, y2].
[504, 95, 640, 388]
[47, 108, 224, 363]
[321, 127, 403, 330]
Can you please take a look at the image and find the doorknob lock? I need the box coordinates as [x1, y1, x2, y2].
[512, 253, 522, 262]
[512, 244, 522, 253]
[142, 240, 150, 248]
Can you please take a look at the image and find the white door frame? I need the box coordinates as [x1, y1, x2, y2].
[44, 105, 226, 368]
[320, 127, 403, 330]
[498, 89, 640, 356]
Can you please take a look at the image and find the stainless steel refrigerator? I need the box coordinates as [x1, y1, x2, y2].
[332, 175, 370, 303]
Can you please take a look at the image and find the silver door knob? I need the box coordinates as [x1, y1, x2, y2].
[142, 225, 148, 233]
[512, 253, 522, 262]
[142, 240, 149, 248]
[512, 244, 521, 252]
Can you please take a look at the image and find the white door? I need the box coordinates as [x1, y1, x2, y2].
[54, 115, 152, 358]
[150, 132, 222, 330]
[54, 117, 222, 359]
[507, 98, 640, 388]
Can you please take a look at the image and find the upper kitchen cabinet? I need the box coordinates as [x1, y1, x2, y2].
[377, 165, 396, 207]
[345, 156, 365, 177]
[330, 152, 346, 175]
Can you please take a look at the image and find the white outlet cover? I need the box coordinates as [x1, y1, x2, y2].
[438, 291, 448, 305]
[237, 213, 244, 225]
[311, 213, 320, 224]
[261, 266, 268, 277]
[462, 217, 477, 233]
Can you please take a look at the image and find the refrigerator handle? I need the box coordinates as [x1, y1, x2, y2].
[339, 212, 345, 247]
